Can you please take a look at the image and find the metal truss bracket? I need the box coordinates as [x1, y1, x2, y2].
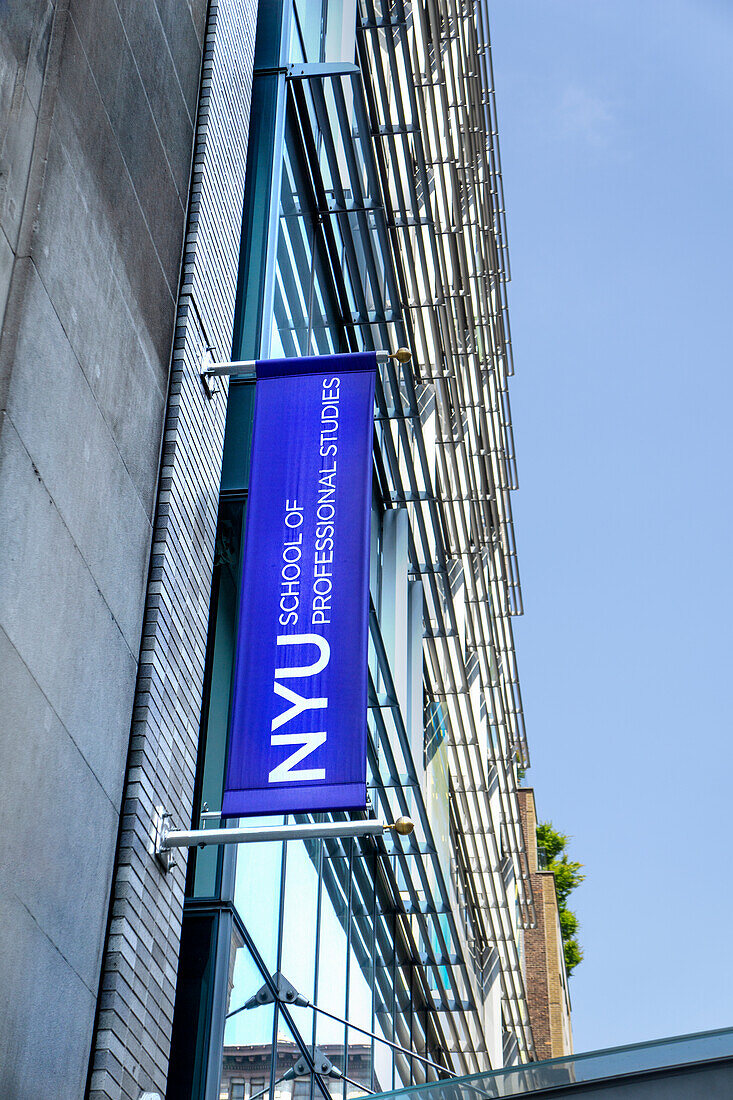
[293, 1049, 338, 1079]
[242, 971, 309, 1011]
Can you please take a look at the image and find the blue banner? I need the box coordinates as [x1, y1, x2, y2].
[222, 352, 376, 817]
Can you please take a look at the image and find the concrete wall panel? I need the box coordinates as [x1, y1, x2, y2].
[0, 892, 96, 1100]
[0, 418, 139, 798]
[67, 0, 186, 281]
[0, 626, 118, 993]
[0, 0, 209, 1094]
[7, 266, 153, 646]
[47, 16, 179, 371]
[31, 128, 167, 513]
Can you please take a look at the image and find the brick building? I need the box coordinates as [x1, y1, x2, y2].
[517, 789, 573, 1060]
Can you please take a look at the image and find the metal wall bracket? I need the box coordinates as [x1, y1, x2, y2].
[153, 807, 176, 872]
[200, 347, 257, 398]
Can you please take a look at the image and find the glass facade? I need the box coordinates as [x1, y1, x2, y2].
[168, 2, 537, 1097]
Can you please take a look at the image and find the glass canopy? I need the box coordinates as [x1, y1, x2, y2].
[370, 1027, 733, 1099]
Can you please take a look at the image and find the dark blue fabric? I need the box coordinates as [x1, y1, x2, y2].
[222, 352, 376, 817]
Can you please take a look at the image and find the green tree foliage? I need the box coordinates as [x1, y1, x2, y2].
[563, 939, 583, 974]
[550, 855, 585, 908]
[558, 908, 579, 939]
[536, 822, 585, 977]
[535, 822, 568, 863]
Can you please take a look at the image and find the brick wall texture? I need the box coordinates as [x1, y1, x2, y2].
[88, 2, 257, 1096]
[517, 788, 573, 1061]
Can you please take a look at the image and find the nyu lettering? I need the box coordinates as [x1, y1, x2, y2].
[268, 633, 330, 784]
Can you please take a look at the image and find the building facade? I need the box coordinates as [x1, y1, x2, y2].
[0, 2, 550, 1099]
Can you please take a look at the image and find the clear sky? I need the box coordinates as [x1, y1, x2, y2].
[488, 0, 733, 1056]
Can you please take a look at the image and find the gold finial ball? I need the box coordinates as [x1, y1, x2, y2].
[391, 347, 412, 364]
[393, 816, 415, 836]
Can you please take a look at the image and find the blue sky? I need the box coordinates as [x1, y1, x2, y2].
[488, 0, 733, 1055]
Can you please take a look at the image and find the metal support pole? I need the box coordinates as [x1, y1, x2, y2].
[204, 358, 258, 377]
[200, 347, 412, 397]
[154, 812, 414, 870]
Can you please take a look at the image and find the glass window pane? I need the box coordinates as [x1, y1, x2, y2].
[221, 383, 255, 493]
[281, 833, 321, 1039]
[222, 937, 276, 1095]
[232, 829, 285, 972]
[293, 0, 324, 63]
[314, 842, 350, 1080]
[346, 849, 375, 1097]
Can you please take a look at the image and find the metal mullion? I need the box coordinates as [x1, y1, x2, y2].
[368, 787, 458, 1029]
[332, 207, 374, 326]
[379, 31, 421, 233]
[395, 362, 464, 648]
[276, 209, 316, 342]
[286, 88, 349, 336]
[359, 28, 409, 229]
[355, 32, 438, 371]
[328, 80, 397, 324]
[347, 132, 405, 323]
[425, 680, 525, 1028]
[461, 842, 522, 1000]
[388, 22, 448, 303]
[368, 622, 468, 984]
[376, 377, 454, 650]
[476, 3, 511, 281]
[436, 680, 512, 899]
[289, 81, 360, 350]
[291, 81, 375, 334]
[449, 785, 532, 1048]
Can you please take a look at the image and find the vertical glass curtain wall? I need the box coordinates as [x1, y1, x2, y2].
[168, 0, 534, 1096]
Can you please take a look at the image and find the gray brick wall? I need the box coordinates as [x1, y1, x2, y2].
[87, 2, 257, 1097]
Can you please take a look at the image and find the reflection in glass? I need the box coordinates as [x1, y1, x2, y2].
[281, 832, 322, 1046]
[222, 937, 276, 1100]
[232, 831, 285, 973]
[315, 843, 349, 1083]
[346, 851, 375, 1095]
[373, 906, 396, 1093]
[274, 108, 340, 359]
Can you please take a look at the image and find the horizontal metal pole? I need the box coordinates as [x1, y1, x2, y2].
[160, 818, 387, 851]
[203, 351, 397, 379]
[203, 360, 257, 377]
